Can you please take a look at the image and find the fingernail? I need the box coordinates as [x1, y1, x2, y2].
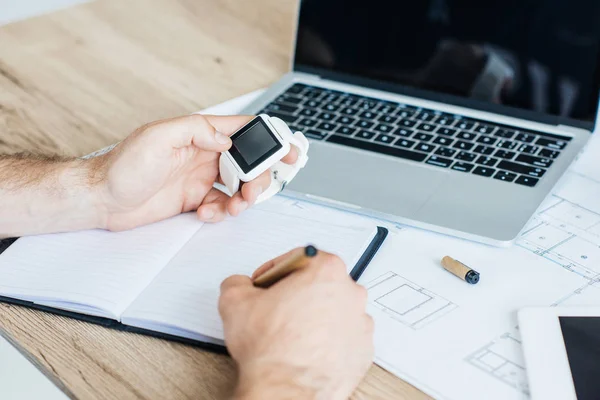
[202, 209, 215, 220]
[215, 132, 230, 145]
[238, 201, 248, 213]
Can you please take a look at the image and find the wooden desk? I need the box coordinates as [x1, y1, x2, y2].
[0, 1, 430, 398]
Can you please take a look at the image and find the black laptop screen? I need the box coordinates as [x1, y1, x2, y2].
[294, 0, 600, 125]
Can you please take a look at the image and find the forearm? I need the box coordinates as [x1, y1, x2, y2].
[0, 154, 107, 238]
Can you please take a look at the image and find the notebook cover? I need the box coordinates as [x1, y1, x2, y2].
[0, 226, 388, 354]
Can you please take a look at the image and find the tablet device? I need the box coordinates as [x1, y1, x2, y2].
[518, 307, 600, 400]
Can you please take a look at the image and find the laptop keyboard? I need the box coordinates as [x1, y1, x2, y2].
[257, 84, 572, 188]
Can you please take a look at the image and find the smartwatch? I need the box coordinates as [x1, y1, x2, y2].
[218, 114, 309, 204]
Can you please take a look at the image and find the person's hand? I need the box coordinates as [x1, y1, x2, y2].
[90, 115, 297, 231]
[219, 249, 374, 400]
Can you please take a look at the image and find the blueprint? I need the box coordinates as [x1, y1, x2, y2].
[358, 132, 600, 400]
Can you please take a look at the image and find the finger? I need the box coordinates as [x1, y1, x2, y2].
[168, 115, 232, 151]
[203, 115, 254, 136]
[251, 248, 300, 280]
[281, 144, 299, 164]
[220, 274, 253, 293]
[240, 169, 272, 205]
[300, 251, 348, 282]
[197, 188, 230, 222]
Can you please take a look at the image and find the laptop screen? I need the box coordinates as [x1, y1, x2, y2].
[294, 0, 600, 127]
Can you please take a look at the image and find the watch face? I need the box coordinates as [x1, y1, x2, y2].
[228, 117, 283, 174]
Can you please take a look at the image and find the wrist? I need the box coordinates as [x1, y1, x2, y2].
[233, 364, 328, 400]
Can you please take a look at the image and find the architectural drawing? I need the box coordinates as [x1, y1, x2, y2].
[366, 272, 457, 329]
[466, 328, 529, 395]
[518, 195, 600, 279]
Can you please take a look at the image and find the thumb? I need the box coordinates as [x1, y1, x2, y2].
[169, 115, 232, 151]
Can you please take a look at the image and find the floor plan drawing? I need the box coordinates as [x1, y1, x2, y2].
[366, 272, 457, 330]
[466, 328, 529, 395]
[517, 195, 600, 279]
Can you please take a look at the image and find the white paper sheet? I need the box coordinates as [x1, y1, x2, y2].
[199, 89, 600, 400]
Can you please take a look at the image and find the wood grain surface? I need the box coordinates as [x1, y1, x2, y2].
[0, 0, 431, 398]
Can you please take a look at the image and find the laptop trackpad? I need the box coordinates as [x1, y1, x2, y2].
[288, 143, 446, 215]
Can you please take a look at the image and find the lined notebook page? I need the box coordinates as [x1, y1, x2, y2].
[0, 214, 202, 318]
[121, 204, 376, 341]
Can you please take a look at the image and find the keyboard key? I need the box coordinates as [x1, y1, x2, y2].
[300, 108, 318, 117]
[415, 111, 436, 121]
[518, 144, 538, 154]
[476, 124, 496, 134]
[433, 136, 454, 146]
[539, 148, 561, 159]
[474, 145, 495, 155]
[298, 118, 318, 127]
[316, 122, 338, 132]
[277, 95, 303, 105]
[437, 127, 458, 136]
[378, 105, 395, 114]
[395, 139, 416, 149]
[456, 120, 476, 130]
[515, 175, 539, 187]
[473, 166, 496, 177]
[357, 120, 375, 129]
[536, 137, 568, 150]
[476, 156, 498, 167]
[338, 116, 357, 125]
[286, 84, 306, 94]
[342, 107, 359, 115]
[323, 103, 340, 112]
[356, 130, 376, 140]
[494, 149, 516, 160]
[497, 140, 517, 149]
[416, 123, 436, 132]
[436, 116, 456, 126]
[477, 136, 497, 146]
[453, 141, 475, 150]
[435, 147, 456, 157]
[318, 112, 337, 121]
[327, 135, 428, 162]
[426, 156, 452, 168]
[335, 126, 357, 136]
[494, 171, 517, 182]
[395, 128, 414, 137]
[374, 124, 395, 133]
[515, 154, 553, 168]
[415, 143, 436, 153]
[495, 129, 516, 139]
[267, 103, 297, 114]
[268, 111, 298, 124]
[340, 97, 360, 107]
[497, 160, 546, 178]
[305, 129, 327, 140]
[457, 132, 477, 141]
[306, 100, 320, 108]
[452, 161, 475, 173]
[305, 89, 324, 98]
[397, 109, 417, 118]
[455, 151, 477, 162]
[359, 100, 379, 110]
[399, 119, 418, 128]
[374, 134, 395, 145]
[380, 115, 398, 124]
[415, 132, 434, 142]
[514, 132, 536, 143]
[359, 110, 377, 120]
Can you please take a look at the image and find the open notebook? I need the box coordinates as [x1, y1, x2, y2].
[0, 197, 387, 351]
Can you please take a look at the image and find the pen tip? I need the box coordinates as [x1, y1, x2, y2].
[305, 245, 318, 257]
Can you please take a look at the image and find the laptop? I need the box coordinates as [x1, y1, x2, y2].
[241, 0, 600, 246]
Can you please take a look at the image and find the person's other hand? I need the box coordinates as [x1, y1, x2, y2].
[219, 249, 374, 400]
[92, 115, 297, 231]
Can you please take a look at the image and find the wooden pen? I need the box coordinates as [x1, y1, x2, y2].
[253, 245, 318, 288]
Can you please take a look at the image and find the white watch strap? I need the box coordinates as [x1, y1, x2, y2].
[217, 117, 309, 203]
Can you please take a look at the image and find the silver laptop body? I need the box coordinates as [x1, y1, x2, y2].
[241, 1, 600, 246]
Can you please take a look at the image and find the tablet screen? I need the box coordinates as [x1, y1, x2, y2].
[559, 317, 600, 400]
